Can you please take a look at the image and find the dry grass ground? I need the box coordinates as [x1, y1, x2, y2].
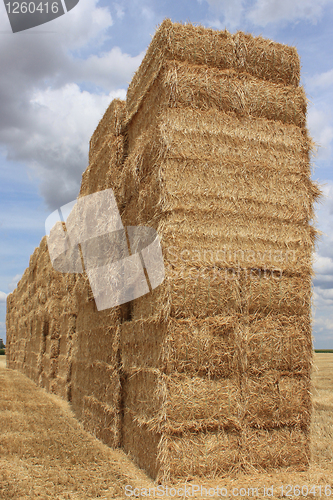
[0, 353, 332, 499]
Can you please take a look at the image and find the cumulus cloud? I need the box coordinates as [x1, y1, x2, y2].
[307, 69, 333, 91]
[247, 0, 332, 27]
[307, 108, 333, 161]
[113, 3, 125, 20]
[311, 183, 333, 345]
[8, 274, 23, 292]
[0, 292, 7, 303]
[27, 84, 127, 209]
[198, 0, 246, 29]
[0, 0, 144, 210]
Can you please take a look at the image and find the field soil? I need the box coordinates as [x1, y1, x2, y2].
[0, 354, 332, 500]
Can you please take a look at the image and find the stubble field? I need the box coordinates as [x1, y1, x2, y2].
[0, 353, 332, 500]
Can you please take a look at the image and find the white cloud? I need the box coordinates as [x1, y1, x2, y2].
[24, 84, 126, 209]
[247, 0, 332, 26]
[314, 254, 333, 275]
[307, 69, 333, 91]
[71, 47, 145, 90]
[307, 108, 333, 161]
[8, 274, 23, 292]
[314, 287, 333, 304]
[0, 292, 7, 303]
[141, 6, 155, 21]
[200, 0, 246, 29]
[0, 0, 145, 211]
[114, 3, 125, 20]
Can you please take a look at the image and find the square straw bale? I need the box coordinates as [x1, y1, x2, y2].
[157, 430, 241, 482]
[242, 313, 312, 376]
[123, 369, 242, 434]
[131, 264, 312, 320]
[241, 428, 310, 471]
[81, 394, 121, 448]
[80, 135, 125, 202]
[74, 325, 120, 365]
[70, 358, 120, 407]
[126, 19, 300, 124]
[122, 409, 162, 480]
[127, 60, 307, 148]
[121, 315, 238, 378]
[243, 372, 311, 429]
[89, 98, 125, 163]
[124, 106, 314, 186]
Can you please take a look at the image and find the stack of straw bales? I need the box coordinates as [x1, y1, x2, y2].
[6, 98, 127, 449]
[119, 19, 320, 481]
[69, 98, 126, 447]
[6, 236, 75, 398]
[6, 19, 321, 482]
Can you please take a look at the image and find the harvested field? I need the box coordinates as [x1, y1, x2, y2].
[0, 353, 332, 499]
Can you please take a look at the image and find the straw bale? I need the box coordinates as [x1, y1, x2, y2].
[241, 428, 310, 470]
[123, 369, 242, 433]
[243, 372, 311, 429]
[122, 313, 312, 377]
[121, 316, 237, 378]
[128, 61, 306, 150]
[131, 264, 311, 320]
[74, 325, 120, 365]
[49, 375, 68, 400]
[71, 359, 120, 406]
[242, 271, 312, 316]
[159, 166, 318, 226]
[89, 98, 125, 163]
[160, 218, 315, 275]
[122, 409, 161, 479]
[125, 107, 313, 182]
[70, 356, 121, 448]
[158, 429, 241, 481]
[126, 19, 300, 124]
[75, 287, 121, 333]
[79, 135, 125, 201]
[81, 395, 121, 448]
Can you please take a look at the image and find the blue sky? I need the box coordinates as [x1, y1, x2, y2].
[0, 0, 332, 347]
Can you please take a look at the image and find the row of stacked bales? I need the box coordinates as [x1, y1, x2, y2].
[6, 236, 75, 399]
[6, 99, 128, 449]
[119, 19, 320, 481]
[69, 99, 127, 448]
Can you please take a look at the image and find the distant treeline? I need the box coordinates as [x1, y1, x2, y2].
[314, 349, 333, 353]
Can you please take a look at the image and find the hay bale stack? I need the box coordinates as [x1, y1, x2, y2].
[5, 19, 320, 483]
[67, 98, 127, 447]
[6, 96, 127, 451]
[119, 19, 319, 481]
[6, 237, 75, 395]
[79, 98, 126, 208]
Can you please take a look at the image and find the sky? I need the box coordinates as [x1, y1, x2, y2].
[0, 0, 332, 347]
